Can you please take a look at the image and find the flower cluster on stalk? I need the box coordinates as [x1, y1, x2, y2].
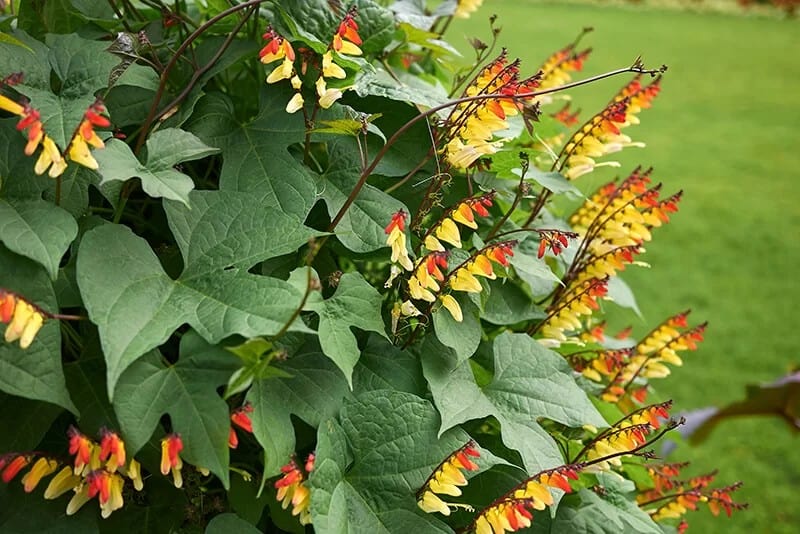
[637, 462, 747, 529]
[275, 453, 315, 525]
[0, 73, 110, 177]
[443, 51, 541, 169]
[576, 402, 675, 471]
[467, 464, 581, 534]
[555, 75, 660, 180]
[0, 427, 142, 518]
[260, 7, 362, 114]
[1, 289, 46, 349]
[417, 441, 480, 515]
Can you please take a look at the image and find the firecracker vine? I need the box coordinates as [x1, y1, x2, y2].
[0, 1, 745, 532]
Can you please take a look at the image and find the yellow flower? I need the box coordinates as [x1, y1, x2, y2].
[454, 0, 483, 19]
[285, 92, 304, 114]
[44, 466, 81, 499]
[3, 297, 46, 349]
[450, 269, 482, 293]
[67, 135, 98, 170]
[439, 294, 462, 322]
[435, 218, 462, 248]
[322, 51, 346, 79]
[21, 457, 58, 493]
[267, 57, 294, 84]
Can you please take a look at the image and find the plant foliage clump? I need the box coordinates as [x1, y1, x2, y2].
[0, 0, 745, 532]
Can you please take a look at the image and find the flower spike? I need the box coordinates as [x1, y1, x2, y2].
[417, 440, 480, 516]
[275, 453, 314, 525]
[1, 289, 46, 349]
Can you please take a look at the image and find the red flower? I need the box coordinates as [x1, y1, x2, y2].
[1, 454, 30, 483]
[68, 426, 94, 474]
[231, 403, 254, 433]
[99, 428, 126, 470]
[160, 433, 184, 488]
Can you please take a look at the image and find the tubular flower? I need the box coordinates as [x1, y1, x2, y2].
[61, 99, 111, 173]
[537, 278, 608, 342]
[123, 458, 144, 491]
[86, 470, 125, 518]
[569, 347, 633, 383]
[469, 465, 581, 533]
[385, 210, 414, 271]
[44, 466, 82, 499]
[637, 463, 747, 528]
[332, 7, 362, 56]
[1, 454, 30, 483]
[68, 426, 96, 475]
[275, 454, 314, 525]
[160, 433, 184, 488]
[558, 77, 660, 180]
[551, 101, 581, 126]
[229, 403, 254, 449]
[424, 192, 496, 251]
[0, 90, 67, 177]
[439, 294, 463, 322]
[417, 441, 480, 516]
[582, 423, 653, 470]
[444, 52, 540, 169]
[408, 251, 449, 304]
[1, 289, 46, 349]
[536, 229, 576, 259]
[454, 0, 483, 19]
[536, 36, 592, 90]
[98, 428, 126, 472]
[602, 313, 706, 403]
[21, 457, 58, 492]
[259, 27, 295, 64]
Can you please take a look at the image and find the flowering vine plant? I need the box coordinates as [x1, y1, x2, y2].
[0, 1, 745, 532]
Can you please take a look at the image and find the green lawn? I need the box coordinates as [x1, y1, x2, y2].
[452, 2, 800, 532]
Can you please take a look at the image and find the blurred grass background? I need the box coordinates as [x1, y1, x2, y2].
[452, 2, 800, 532]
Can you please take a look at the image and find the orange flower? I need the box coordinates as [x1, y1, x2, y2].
[1, 454, 30, 483]
[385, 210, 413, 271]
[99, 428, 126, 471]
[1, 289, 46, 349]
[86, 469, 125, 518]
[259, 27, 295, 64]
[160, 433, 184, 488]
[68, 426, 95, 475]
[21, 457, 58, 492]
[275, 454, 314, 525]
[537, 278, 608, 342]
[332, 8, 362, 56]
[470, 465, 580, 533]
[229, 403, 254, 449]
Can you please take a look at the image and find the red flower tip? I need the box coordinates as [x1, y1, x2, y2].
[1, 454, 30, 483]
[385, 210, 407, 234]
[304, 452, 315, 474]
[231, 403, 254, 433]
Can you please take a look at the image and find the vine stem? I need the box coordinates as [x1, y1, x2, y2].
[327, 62, 660, 233]
[133, 0, 268, 154]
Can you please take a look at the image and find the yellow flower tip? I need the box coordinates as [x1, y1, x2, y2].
[454, 0, 484, 19]
[450, 269, 482, 293]
[435, 218, 462, 248]
[468, 255, 495, 279]
[21, 457, 59, 493]
[44, 466, 81, 499]
[66, 484, 91, 516]
[0, 94, 25, 115]
[451, 203, 477, 229]
[424, 235, 445, 252]
[318, 88, 344, 109]
[266, 57, 294, 84]
[68, 136, 99, 170]
[418, 490, 451, 515]
[322, 51, 347, 79]
[440, 295, 463, 322]
[126, 459, 144, 491]
[285, 92, 304, 114]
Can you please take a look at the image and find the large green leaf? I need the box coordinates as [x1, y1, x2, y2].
[422, 332, 605, 473]
[432, 292, 482, 363]
[481, 280, 546, 325]
[298, 271, 387, 385]
[0, 30, 51, 88]
[0, 246, 76, 413]
[0, 482, 98, 534]
[352, 335, 426, 395]
[246, 348, 350, 477]
[0, 199, 77, 280]
[76, 215, 318, 397]
[205, 513, 262, 534]
[318, 139, 408, 253]
[0, 394, 63, 451]
[309, 390, 477, 534]
[113, 330, 239, 487]
[95, 129, 219, 205]
[541, 472, 661, 533]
